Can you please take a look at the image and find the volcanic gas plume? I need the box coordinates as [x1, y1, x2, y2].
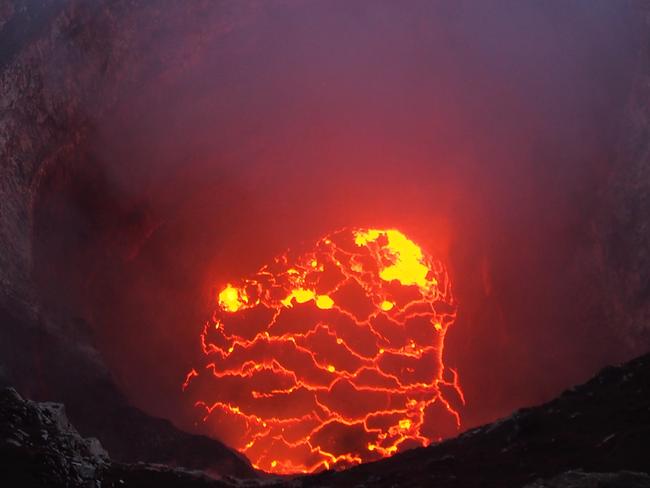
[184, 228, 464, 473]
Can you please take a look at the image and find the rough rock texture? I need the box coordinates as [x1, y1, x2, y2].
[0, 386, 252, 487]
[0, 387, 109, 487]
[523, 470, 650, 488]
[0, 0, 255, 326]
[0, 308, 257, 478]
[105, 464, 261, 488]
[289, 353, 650, 488]
[0, 0, 254, 313]
[3, 351, 650, 487]
[0, 1, 258, 477]
[598, 2, 650, 354]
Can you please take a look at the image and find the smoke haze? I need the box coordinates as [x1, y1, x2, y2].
[30, 0, 645, 436]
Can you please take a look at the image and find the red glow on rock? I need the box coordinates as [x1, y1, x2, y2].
[184, 228, 463, 474]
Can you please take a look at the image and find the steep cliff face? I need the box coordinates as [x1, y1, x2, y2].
[0, 0, 69, 315]
[599, 4, 650, 355]
[0, 0, 255, 314]
[0, 0, 258, 477]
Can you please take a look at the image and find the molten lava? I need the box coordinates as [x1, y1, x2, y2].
[184, 228, 464, 474]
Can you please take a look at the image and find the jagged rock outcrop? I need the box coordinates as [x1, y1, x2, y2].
[0, 386, 255, 487]
[0, 387, 109, 487]
[0, 289, 256, 479]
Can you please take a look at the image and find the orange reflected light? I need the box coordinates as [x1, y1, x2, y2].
[184, 228, 463, 474]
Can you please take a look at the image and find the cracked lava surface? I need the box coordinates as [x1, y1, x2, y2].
[183, 228, 464, 474]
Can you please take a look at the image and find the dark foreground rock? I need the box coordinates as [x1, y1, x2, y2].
[523, 470, 650, 488]
[290, 352, 650, 488]
[0, 387, 109, 487]
[3, 351, 650, 487]
[0, 386, 255, 487]
[0, 305, 258, 480]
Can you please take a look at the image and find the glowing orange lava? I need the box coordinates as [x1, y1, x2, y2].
[184, 228, 464, 474]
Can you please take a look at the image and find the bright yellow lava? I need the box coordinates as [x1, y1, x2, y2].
[279, 289, 335, 310]
[220, 282, 336, 312]
[353, 229, 436, 290]
[380, 300, 394, 311]
[353, 229, 381, 246]
[315, 295, 335, 310]
[218, 284, 246, 312]
[399, 419, 412, 430]
[281, 288, 315, 307]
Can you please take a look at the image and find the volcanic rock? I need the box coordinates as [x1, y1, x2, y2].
[523, 470, 650, 488]
[290, 353, 650, 487]
[0, 0, 257, 478]
[0, 386, 109, 487]
[3, 350, 650, 487]
[0, 386, 255, 487]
